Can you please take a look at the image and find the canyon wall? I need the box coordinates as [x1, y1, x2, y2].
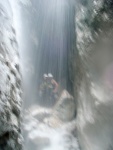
[75, 0, 113, 150]
[0, 0, 22, 149]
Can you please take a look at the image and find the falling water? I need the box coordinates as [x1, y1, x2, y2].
[10, 0, 75, 107]
[9, 0, 79, 150]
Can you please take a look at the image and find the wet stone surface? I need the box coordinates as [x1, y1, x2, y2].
[75, 0, 113, 150]
[0, 0, 22, 149]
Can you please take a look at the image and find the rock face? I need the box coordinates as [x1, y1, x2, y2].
[0, 0, 22, 149]
[42, 90, 76, 128]
[75, 0, 113, 150]
[52, 90, 76, 123]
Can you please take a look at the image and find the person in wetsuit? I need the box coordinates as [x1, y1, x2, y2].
[47, 73, 58, 103]
[39, 74, 48, 103]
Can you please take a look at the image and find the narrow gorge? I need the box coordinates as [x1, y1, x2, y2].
[0, 0, 113, 150]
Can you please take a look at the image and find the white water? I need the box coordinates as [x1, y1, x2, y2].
[24, 106, 79, 150]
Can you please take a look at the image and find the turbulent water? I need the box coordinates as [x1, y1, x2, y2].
[23, 105, 79, 150]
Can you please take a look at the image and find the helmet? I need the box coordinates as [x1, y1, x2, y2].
[43, 74, 48, 78]
[48, 73, 53, 78]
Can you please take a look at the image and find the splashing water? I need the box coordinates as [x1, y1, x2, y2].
[23, 106, 79, 150]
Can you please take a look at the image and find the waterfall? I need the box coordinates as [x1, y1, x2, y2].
[2, 0, 113, 150]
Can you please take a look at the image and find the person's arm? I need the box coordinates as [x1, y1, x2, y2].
[52, 79, 58, 93]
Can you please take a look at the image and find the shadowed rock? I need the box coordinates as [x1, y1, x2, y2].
[0, 0, 22, 149]
[75, 0, 113, 150]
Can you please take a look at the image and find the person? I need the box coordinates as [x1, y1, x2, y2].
[47, 73, 59, 101]
[39, 74, 48, 102]
[39, 73, 58, 105]
[40, 74, 48, 89]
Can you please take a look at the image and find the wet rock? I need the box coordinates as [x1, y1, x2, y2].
[44, 90, 76, 128]
[75, 0, 113, 150]
[53, 90, 76, 122]
[23, 110, 79, 150]
[0, 0, 22, 149]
